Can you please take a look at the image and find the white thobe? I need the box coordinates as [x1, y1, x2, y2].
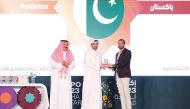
[50, 52, 75, 109]
[81, 49, 102, 109]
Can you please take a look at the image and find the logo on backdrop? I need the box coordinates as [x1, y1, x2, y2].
[55, 0, 141, 53]
[87, 0, 124, 39]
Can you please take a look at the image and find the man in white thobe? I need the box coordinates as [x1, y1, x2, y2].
[81, 40, 105, 109]
[50, 40, 75, 109]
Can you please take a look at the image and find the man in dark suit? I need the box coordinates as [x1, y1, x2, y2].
[107, 39, 132, 109]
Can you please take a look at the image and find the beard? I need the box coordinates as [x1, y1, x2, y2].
[94, 47, 98, 50]
[118, 46, 124, 50]
[63, 47, 68, 51]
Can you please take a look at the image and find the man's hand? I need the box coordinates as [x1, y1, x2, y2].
[100, 64, 106, 70]
[62, 60, 69, 68]
[106, 64, 113, 68]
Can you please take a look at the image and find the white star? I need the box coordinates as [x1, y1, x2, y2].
[109, 0, 116, 7]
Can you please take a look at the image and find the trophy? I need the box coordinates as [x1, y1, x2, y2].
[104, 59, 109, 67]
[0, 76, 4, 84]
[4, 76, 11, 84]
[29, 72, 36, 83]
[11, 76, 18, 84]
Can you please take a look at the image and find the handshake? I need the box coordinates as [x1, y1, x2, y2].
[100, 59, 114, 70]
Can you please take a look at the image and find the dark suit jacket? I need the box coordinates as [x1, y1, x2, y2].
[113, 48, 131, 78]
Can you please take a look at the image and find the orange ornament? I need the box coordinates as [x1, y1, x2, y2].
[0, 92, 12, 104]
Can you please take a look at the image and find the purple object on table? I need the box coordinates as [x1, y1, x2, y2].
[0, 86, 17, 109]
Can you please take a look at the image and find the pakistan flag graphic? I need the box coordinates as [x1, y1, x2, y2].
[87, 0, 124, 39]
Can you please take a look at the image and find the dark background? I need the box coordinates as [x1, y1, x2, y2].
[35, 76, 190, 109]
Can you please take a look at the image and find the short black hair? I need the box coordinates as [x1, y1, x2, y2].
[91, 40, 99, 44]
[60, 40, 68, 42]
[118, 39, 125, 44]
[94, 40, 99, 42]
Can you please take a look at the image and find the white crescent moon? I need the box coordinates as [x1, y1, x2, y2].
[93, 0, 118, 24]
